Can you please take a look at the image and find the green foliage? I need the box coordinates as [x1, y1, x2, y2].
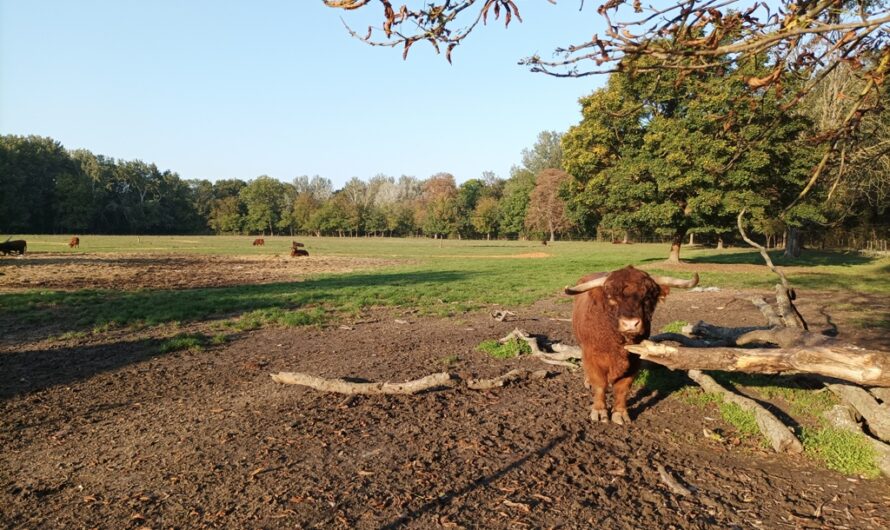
[159, 333, 206, 353]
[476, 338, 531, 359]
[717, 402, 760, 437]
[634, 365, 688, 394]
[801, 426, 880, 478]
[229, 308, 326, 331]
[562, 61, 816, 258]
[660, 320, 689, 333]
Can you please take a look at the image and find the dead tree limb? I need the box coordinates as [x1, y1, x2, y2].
[656, 463, 692, 496]
[271, 368, 555, 394]
[737, 209, 807, 330]
[500, 328, 580, 368]
[687, 370, 804, 454]
[747, 297, 784, 328]
[825, 383, 890, 443]
[270, 371, 456, 395]
[824, 404, 890, 477]
[626, 341, 890, 387]
[690, 320, 772, 344]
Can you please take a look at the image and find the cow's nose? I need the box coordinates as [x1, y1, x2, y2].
[619, 317, 642, 333]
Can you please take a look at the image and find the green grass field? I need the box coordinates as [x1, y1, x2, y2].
[2, 235, 888, 335]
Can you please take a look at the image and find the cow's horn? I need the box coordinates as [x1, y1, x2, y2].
[564, 276, 608, 295]
[651, 272, 699, 288]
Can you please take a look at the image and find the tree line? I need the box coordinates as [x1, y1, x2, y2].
[2, 61, 886, 257]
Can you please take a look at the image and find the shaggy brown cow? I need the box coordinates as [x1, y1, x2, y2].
[290, 241, 309, 257]
[0, 239, 27, 255]
[69, 236, 80, 248]
[565, 266, 698, 424]
[252, 238, 265, 246]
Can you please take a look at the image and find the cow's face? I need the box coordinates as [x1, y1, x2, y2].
[601, 269, 667, 340]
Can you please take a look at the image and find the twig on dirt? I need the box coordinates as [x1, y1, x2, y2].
[270, 371, 456, 395]
[491, 310, 517, 322]
[825, 383, 890, 443]
[272, 368, 555, 394]
[656, 463, 692, 496]
[499, 328, 581, 368]
[687, 370, 803, 454]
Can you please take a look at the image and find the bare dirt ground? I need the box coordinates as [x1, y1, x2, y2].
[0, 253, 408, 291]
[2, 284, 889, 529]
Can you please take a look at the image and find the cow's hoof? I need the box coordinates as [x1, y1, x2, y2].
[611, 410, 631, 425]
[591, 408, 609, 423]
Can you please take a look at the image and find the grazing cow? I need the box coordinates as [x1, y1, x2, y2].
[0, 239, 27, 255]
[565, 266, 698, 424]
[290, 241, 309, 257]
[252, 238, 265, 246]
[69, 236, 80, 248]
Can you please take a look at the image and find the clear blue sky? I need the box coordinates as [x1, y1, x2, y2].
[0, 1, 606, 187]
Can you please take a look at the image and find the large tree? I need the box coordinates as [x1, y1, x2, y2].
[240, 176, 288, 235]
[525, 168, 574, 242]
[563, 61, 815, 262]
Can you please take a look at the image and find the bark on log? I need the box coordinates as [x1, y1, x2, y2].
[823, 404, 890, 477]
[271, 369, 554, 394]
[687, 370, 804, 454]
[871, 387, 890, 404]
[746, 298, 784, 329]
[270, 371, 456, 395]
[626, 341, 890, 387]
[825, 383, 890, 443]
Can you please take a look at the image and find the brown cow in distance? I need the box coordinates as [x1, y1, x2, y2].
[290, 241, 309, 257]
[252, 238, 265, 246]
[565, 266, 698, 424]
[69, 236, 80, 248]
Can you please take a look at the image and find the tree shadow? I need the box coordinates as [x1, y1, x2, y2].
[0, 269, 470, 344]
[0, 336, 167, 401]
[682, 250, 875, 267]
[381, 432, 568, 529]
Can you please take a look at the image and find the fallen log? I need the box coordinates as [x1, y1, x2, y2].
[825, 383, 890, 443]
[626, 341, 890, 388]
[270, 371, 456, 395]
[687, 370, 803, 454]
[271, 368, 554, 394]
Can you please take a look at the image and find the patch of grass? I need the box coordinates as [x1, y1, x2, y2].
[229, 307, 326, 331]
[675, 387, 722, 407]
[801, 426, 880, 478]
[660, 320, 689, 333]
[715, 373, 838, 418]
[634, 365, 689, 393]
[476, 338, 531, 359]
[159, 333, 206, 353]
[717, 402, 760, 437]
[210, 333, 229, 345]
[675, 387, 762, 441]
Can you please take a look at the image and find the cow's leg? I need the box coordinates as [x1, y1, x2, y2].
[584, 364, 609, 423]
[610, 375, 635, 425]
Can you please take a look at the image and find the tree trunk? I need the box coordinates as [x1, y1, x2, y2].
[667, 232, 684, 263]
[625, 340, 890, 387]
[549, 218, 555, 242]
[717, 235, 724, 250]
[623, 231, 629, 244]
[785, 228, 802, 258]
[688, 232, 694, 246]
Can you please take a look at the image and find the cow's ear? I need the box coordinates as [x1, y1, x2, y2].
[659, 286, 671, 301]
